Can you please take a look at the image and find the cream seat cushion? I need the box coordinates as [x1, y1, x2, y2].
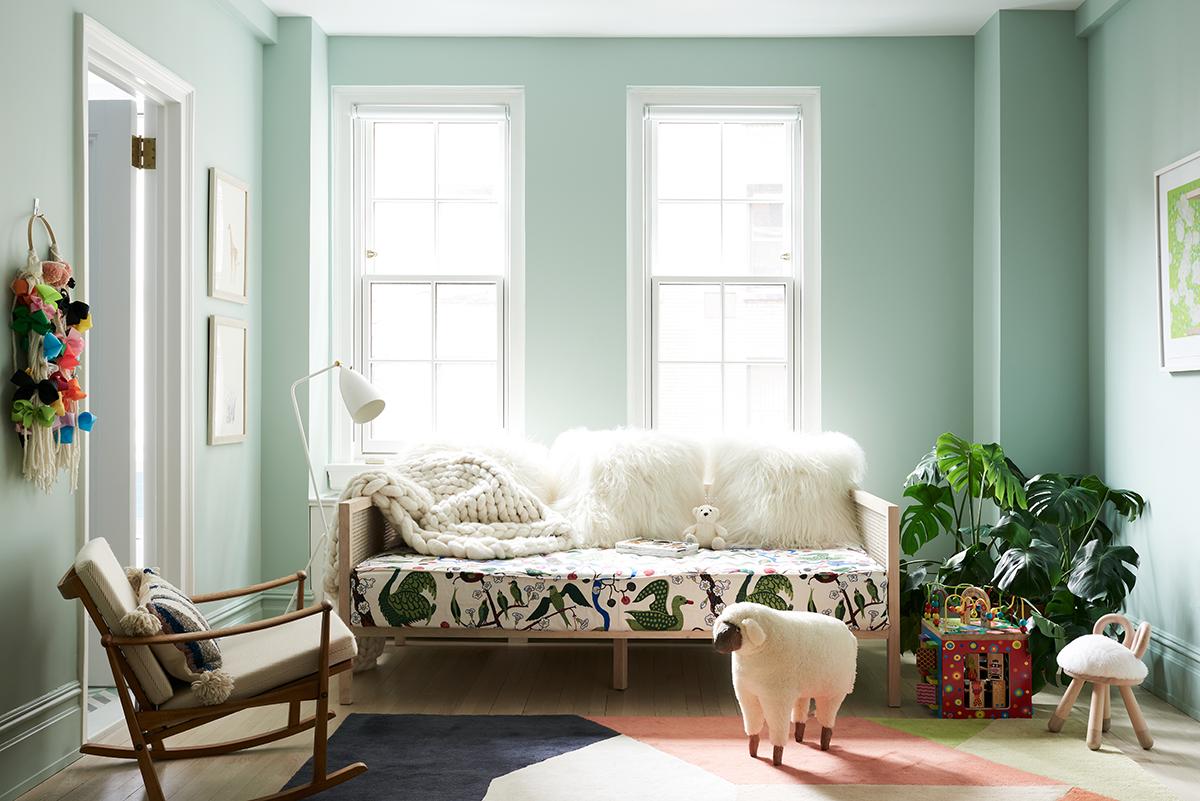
[74, 539, 175, 705]
[162, 611, 357, 709]
[1057, 633, 1148, 684]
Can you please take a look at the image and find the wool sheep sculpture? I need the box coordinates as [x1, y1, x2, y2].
[714, 602, 858, 766]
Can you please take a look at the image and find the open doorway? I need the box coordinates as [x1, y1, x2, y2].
[78, 15, 195, 740]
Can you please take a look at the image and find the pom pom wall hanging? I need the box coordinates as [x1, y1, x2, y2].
[8, 210, 93, 492]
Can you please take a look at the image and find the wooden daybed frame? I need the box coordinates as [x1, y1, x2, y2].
[336, 490, 901, 708]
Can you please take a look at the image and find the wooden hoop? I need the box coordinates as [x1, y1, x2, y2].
[27, 213, 58, 254]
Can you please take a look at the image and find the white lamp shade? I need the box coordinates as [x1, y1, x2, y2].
[338, 366, 386, 424]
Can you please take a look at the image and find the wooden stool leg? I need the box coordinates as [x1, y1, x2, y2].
[1086, 683, 1105, 750]
[1118, 685, 1154, 750]
[1048, 677, 1085, 733]
[1102, 684, 1111, 732]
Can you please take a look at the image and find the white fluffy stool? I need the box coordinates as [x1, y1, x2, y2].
[1047, 613, 1153, 751]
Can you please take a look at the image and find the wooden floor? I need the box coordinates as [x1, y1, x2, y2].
[20, 639, 1200, 800]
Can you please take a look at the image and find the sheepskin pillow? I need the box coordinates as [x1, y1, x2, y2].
[550, 428, 705, 547]
[709, 432, 866, 549]
[121, 568, 233, 706]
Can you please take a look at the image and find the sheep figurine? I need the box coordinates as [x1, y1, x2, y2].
[713, 602, 858, 766]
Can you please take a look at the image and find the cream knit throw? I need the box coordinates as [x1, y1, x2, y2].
[326, 451, 578, 595]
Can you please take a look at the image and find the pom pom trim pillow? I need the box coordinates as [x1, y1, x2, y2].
[120, 568, 233, 705]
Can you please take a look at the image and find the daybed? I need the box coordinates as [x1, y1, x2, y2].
[332, 431, 900, 707]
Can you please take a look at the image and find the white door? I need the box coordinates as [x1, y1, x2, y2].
[86, 79, 161, 690]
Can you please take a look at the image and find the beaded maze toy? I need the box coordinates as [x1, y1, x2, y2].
[915, 584, 1036, 719]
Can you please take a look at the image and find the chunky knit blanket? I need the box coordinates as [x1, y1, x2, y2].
[327, 451, 578, 595]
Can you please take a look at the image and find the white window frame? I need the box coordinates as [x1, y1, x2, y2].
[626, 87, 821, 433]
[332, 86, 525, 462]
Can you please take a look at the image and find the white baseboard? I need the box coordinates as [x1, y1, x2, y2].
[0, 683, 83, 801]
[1141, 623, 1200, 722]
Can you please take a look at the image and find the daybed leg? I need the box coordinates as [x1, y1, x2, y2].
[886, 626, 901, 708]
[338, 669, 354, 705]
[612, 639, 628, 691]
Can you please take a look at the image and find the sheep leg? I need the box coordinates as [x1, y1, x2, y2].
[792, 697, 811, 743]
[764, 700, 791, 766]
[814, 694, 846, 751]
[738, 690, 765, 758]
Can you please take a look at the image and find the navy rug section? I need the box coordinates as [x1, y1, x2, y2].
[284, 713, 618, 800]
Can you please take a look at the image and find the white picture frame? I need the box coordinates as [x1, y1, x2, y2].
[208, 316, 247, 445]
[208, 168, 249, 303]
[1155, 149, 1200, 372]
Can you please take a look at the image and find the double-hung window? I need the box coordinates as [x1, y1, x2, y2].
[628, 89, 820, 434]
[346, 92, 524, 454]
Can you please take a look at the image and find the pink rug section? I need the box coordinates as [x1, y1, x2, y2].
[591, 716, 1062, 787]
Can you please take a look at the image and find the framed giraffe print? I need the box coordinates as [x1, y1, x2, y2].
[208, 168, 249, 303]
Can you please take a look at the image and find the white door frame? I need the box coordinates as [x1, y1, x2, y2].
[76, 13, 195, 730]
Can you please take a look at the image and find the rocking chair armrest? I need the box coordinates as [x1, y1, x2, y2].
[189, 571, 307, 604]
[104, 601, 332, 647]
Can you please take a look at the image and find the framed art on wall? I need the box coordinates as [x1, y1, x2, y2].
[208, 168, 249, 303]
[208, 316, 247, 444]
[1156, 150, 1200, 372]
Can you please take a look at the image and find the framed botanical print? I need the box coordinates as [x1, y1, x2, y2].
[208, 316, 247, 445]
[1156, 150, 1200, 372]
[208, 168, 249, 303]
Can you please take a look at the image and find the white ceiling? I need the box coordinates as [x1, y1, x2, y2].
[263, 0, 1083, 38]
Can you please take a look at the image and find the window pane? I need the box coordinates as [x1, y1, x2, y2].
[722, 202, 787, 275]
[370, 362, 433, 441]
[436, 283, 498, 361]
[724, 363, 788, 431]
[657, 283, 720, 361]
[372, 202, 435, 274]
[370, 282, 432, 360]
[654, 202, 721, 276]
[656, 123, 720, 199]
[436, 362, 499, 432]
[724, 284, 786, 361]
[438, 122, 502, 199]
[438, 202, 503, 274]
[657, 363, 721, 433]
[723, 122, 787, 199]
[373, 122, 434, 198]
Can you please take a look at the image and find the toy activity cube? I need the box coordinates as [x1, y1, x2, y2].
[916, 584, 1035, 719]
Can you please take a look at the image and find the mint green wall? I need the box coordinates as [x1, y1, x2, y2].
[1087, 0, 1200, 719]
[0, 2, 263, 796]
[261, 17, 330, 582]
[326, 36, 976, 499]
[973, 11, 1089, 474]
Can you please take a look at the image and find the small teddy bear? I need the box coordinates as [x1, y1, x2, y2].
[684, 504, 728, 550]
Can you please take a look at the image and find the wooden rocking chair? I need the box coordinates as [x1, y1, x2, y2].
[58, 538, 367, 801]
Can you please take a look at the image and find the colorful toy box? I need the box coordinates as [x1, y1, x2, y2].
[916, 584, 1035, 719]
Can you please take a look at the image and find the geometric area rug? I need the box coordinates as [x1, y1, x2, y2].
[285, 714, 1180, 801]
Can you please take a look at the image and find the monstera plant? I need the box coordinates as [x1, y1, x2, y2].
[899, 432, 1146, 691]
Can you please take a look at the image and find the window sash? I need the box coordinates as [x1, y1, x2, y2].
[650, 277, 794, 432]
[361, 275, 505, 453]
[353, 103, 513, 454]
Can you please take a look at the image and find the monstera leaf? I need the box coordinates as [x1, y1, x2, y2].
[905, 447, 942, 487]
[936, 433, 981, 496]
[977, 443, 1027, 510]
[1027, 474, 1100, 528]
[900, 483, 954, 554]
[992, 539, 1059, 598]
[1079, 475, 1146, 522]
[1068, 541, 1139, 607]
[939, 543, 995, 587]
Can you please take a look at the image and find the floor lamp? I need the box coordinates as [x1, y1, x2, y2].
[290, 360, 386, 608]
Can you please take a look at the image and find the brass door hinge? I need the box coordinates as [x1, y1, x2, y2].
[132, 136, 157, 169]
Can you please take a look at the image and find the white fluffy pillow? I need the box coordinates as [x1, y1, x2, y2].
[550, 428, 705, 547]
[709, 432, 866, 549]
[394, 434, 555, 503]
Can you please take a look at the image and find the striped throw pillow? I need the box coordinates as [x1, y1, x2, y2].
[121, 568, 233, 705]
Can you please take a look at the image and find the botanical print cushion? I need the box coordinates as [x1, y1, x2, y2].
[121, 568, 233, 705]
